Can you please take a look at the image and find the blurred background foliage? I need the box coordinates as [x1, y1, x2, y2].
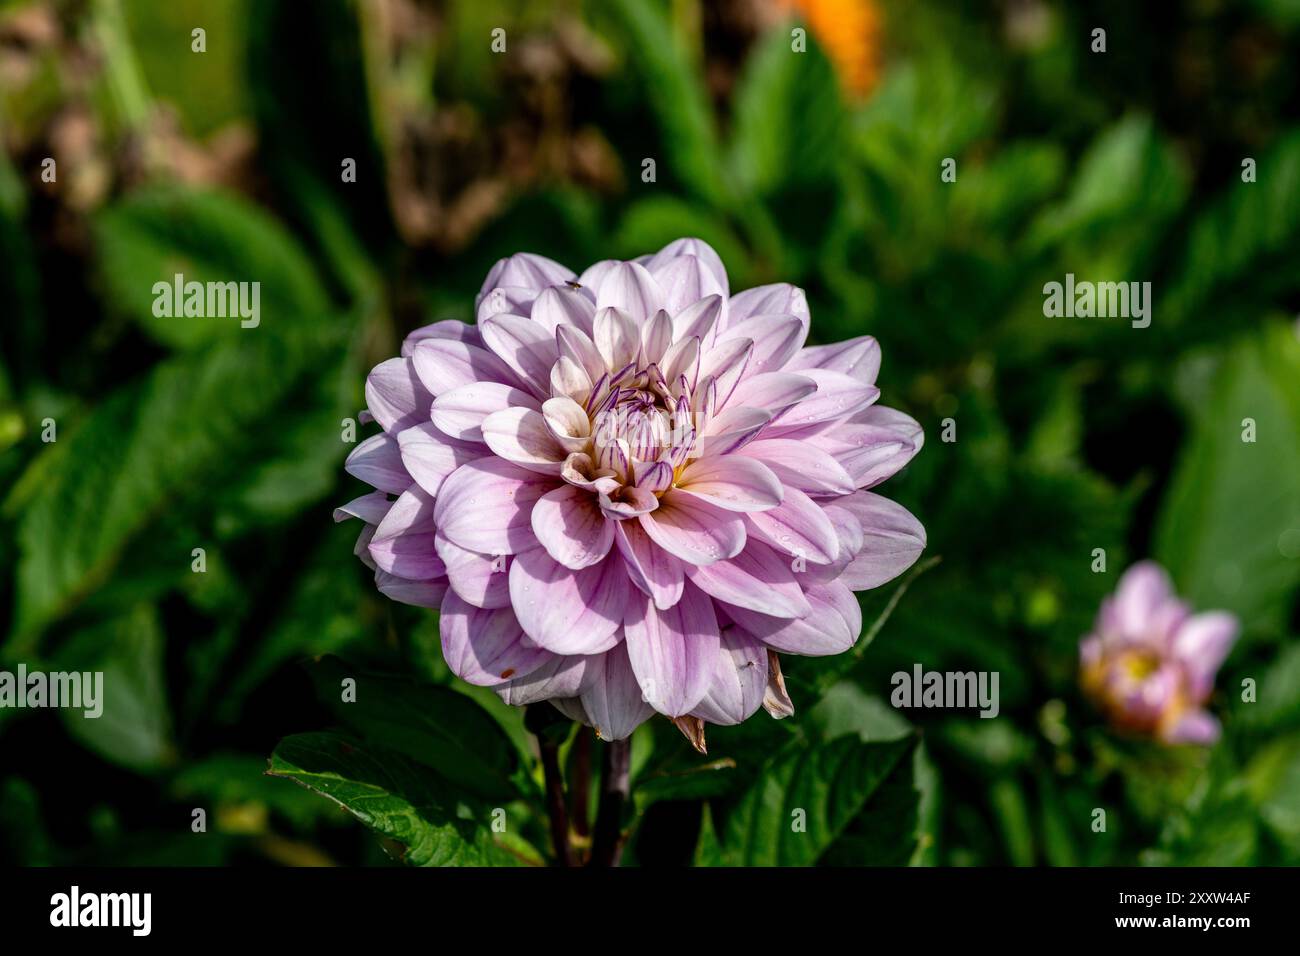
[1, 0, 1299, 867]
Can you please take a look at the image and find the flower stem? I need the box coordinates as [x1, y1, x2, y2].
[570, 729, 592, 838]
[589, 737, 632, 867]
[538, 736, 574, 867]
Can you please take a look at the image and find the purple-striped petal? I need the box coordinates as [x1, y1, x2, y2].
[837, 492, 926, 590]
[365, 357, 433, 433]
[412, 338, 518, 396]
[509, 549, 628, 654]
[434, 458, 553, 555]
[478, 313, 559, 397]
[614, 520, 685, 610]
[684, 539, 812, 618]
[725, 579, 860, 656]
[440, 593, 554, 686]
[639, 489, 746, 566]
[430, 381, 540, 443]
[481, 407, 568, 475]
[786, 334, 880, 384]
[531, 483, 615, 569]
[345, 433, 411, 494]
[397, 423, 484, 497]
[623, 581, 720, 716]
[676, 455, 784, 513]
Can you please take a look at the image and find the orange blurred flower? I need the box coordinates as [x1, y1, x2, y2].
[779, 0, 883, 98]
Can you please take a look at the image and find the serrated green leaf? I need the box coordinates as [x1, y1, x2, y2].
[268, 732, 535, 866]
[10, 328, 341, 645]
[308, 656, 523, 803]
[710, 734, 917, 866]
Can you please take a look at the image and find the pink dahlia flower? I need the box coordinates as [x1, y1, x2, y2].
[1081, 561, 1238, 745]
[337, 239, 926, 744]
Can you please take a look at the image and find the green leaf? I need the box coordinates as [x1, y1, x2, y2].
[1155, 323, 1300, 632]
[730, 24, 844, 195]
[268, 732, 536, 866]
[709, 734, 917, 866]
[10, 328, 341, 645]
[602, 0, 728, 207]
[307, 657, 523, 803]
[57, 605, 174, 772]
[1164, 129, 1300, 326]
[95, 186, 331, 349]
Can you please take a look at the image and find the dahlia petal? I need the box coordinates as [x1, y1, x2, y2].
[719, 314, 806, 378]
[532, 483, 615, 569]
[375, 571, 448, 609]
[726, 371, 817, 414]
[333, 490, 393, 526]
[676, 455, 784, 513]
[728, 283, 809, 335]
[809, 423, 915, 489]
[556, 325, 608, 385]
[550, 356, 594, 405]
[837, 492, 927, 590]
[699, 337, 752, 407]
[397, 423, 484, 497]
[476, 286, 539, 325]
[1161, 709, 1222, 745]
[354, 525, 377, 570]
[478, 252, 574, 302]
[496, 653, 594, 706]
[593, 307, 641, 373]
[435, 533, 512, 608]
[440, 593, 553, 686]
[478, 313, 559, 398]
[577, 258, 619, 291]
[648, 238, 730, 294]
[726, 580, 860, 656]
[508, 549, 627, 654]
[648, 254, 727, 316]
[734, 439, 855, 497]
[580, 641, 655, 741]
[786, 334, 881, 384]
[365, 356, 433, 433]
[697, 407, 772, 457]
[614, 520, 685, 610]
[1172, 611, 1239, 700]
[401, 319, 480, 356]
[529, 284, 596, 336]
[743, 486, 841, 565]
[434, 458, 553, 555]
[411, 339, 518, 396]
[598, 485, 660, 519]
[369, 486, 445, 579]
[660, 334, 702, 391]
[430, 381, 540, 443]
[684, 539, 812, 618]
[481, 407, 568, 475]
[594, 261, 665, 323]
[1110, 561, 1176, 636]
[345, 433, 411, 494]
[639, 489, 746, 566]
[641, 309, 674, 366]
[541, 396, 592, 453]
[623, 582, 720, 716]
[767, 369, 880, 431]
[690, 626, 768, 726]
[672, 295, 724, 347]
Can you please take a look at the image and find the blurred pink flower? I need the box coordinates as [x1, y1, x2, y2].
[337, 239, 926, 743]
[1081, 561, 1238, 744]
